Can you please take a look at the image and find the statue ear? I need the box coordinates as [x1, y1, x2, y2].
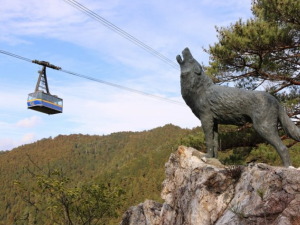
[194, 64, 202, 75]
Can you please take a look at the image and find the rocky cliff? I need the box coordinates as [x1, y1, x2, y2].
[120, 146, 300, 225]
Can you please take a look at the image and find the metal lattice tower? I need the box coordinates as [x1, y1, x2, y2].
[32, 60, 61, 94]
[35, 66, 50, 94]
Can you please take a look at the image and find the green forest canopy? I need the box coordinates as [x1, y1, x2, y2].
[1, 124, 300, 224]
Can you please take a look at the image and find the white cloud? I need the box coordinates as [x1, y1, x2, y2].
[16, 116, 42, 128]
[21, 133, 37, 143]
[0, 0, 252, 69]
[0, 138, 16, 151]
[0, 133, 37, 151]
[60, 81, 199, 135]
[0, 0, 253, 150]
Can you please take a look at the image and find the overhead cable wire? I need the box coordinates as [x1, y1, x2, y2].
[62, 0, 180, 70]
[0, 50, 185, 106]
[0, 50, 33, 63]
[60, 68, 183, 105]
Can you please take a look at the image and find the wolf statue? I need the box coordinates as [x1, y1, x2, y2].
[177, 47, 300, 167]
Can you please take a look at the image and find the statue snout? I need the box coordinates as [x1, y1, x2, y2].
[176, 55, 183, 64]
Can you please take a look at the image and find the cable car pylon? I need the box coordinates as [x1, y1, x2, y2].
[27, 60, 63, 115]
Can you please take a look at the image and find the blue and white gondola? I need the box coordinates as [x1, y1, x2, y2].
[27, 91, 63, 114]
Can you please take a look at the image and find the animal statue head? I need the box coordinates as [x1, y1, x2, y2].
[176, 48, 203, 76]
[177, 48, 214, 96]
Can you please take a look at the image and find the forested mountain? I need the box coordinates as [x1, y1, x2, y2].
[0, 124, 196, 224]
[0, 124, 299, 224]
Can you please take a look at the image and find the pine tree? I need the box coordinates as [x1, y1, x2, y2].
[205, 0, 300, 123]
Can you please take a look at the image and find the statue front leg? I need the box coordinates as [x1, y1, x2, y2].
[202, 119, 214, 158]
[213, 122, 219, 158]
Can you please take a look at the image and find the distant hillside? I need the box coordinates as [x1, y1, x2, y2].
[0, 124, 197, 225]
[1, 124, 299, 224]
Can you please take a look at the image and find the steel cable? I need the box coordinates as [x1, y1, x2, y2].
[0, 49, 184, 106]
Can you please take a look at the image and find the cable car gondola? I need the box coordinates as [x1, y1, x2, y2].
[27, 61, 63, 115]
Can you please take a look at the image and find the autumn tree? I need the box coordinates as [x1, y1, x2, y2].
[15, 167, 124, 225]
[205, 0, 300, 123]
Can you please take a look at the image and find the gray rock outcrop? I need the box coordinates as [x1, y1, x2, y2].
[120, 146, 300, 225]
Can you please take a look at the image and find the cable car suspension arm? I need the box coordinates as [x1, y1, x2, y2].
[32, 60, 61, 94]
[32, 60, 61, 70]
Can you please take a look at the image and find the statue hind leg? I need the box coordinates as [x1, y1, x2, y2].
[253, 119, 291, 167]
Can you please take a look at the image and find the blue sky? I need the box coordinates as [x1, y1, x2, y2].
[0, 0, 252, 150]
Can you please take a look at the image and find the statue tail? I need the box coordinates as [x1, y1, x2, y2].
[279, 106, 300, 141]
